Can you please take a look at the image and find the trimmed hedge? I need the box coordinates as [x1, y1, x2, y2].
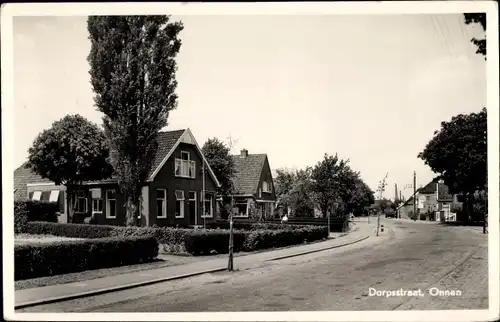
[109, 226, 193, 245]
[207, 219, 347, 232]
[243, 226, 329, 251]
[23, 221, 116, 239]
[14, 200, 59, 233]
[15, 236, 158, 280]
[183, 229, 247, 256]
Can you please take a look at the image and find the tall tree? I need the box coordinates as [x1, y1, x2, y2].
[87, 16, 183, 225]
[202, 137, 235, 196]
[274, 168, 316, 217]
[418, 108, 487, 221]
[311, 154, 354, 218]
[26, 115, 113, 223]
[464, 13, 486, 58]
[345, 176, 375, 216]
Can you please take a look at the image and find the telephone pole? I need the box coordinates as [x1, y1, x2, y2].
[202, 163, 206, 228]
[228, 196, 234, 271]
[413, 171, 417, 220]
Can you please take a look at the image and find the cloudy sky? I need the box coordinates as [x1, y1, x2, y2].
[12, 13, 486, 197]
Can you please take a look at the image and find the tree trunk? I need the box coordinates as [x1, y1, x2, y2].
[125, 196, 139, 226]
[66, 184, 77, 224]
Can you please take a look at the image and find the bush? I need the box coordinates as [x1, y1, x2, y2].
[14, 200, 59, 233]
[23, 221, 116, 239]
[15, 236, 158, 280]
[110, 226, 193, 245]
[243, 226, 328, 251]
[183, 229, 247, 256]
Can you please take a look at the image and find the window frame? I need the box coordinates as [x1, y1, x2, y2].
[49, 190, 60, 203]
[175, 190, 185, 218]
[75, 190, 88, 214]
[233, 200, 250, 218]
[201, 192, 214, 218]
[156, 189, 167, 219]
[175, 151, 196, 179]
[105, 189, 117, 219]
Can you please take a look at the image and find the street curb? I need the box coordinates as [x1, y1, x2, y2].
[15, 233, 370, 309]
[15, 267, 228, 310]
[265, 235, 370, 261]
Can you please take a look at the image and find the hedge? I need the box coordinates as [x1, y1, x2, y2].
[21, 222, 329, 256]
[243, 226, 329, 251]
[23, 221, 116, 239]
[183, 229, 247, 256]
[15, 236, 158, 280]
[14, 200, 59, 233]
[207, 219, 347, 232]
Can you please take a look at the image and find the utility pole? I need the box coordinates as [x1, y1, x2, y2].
[376, 173, 388, 236]
[413, 171, 417, 220]
[202, 163, 206, 229]
[228, 196, 234, 271]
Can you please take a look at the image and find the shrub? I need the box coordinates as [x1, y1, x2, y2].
[110, 226, 193, 245]
[14, 200, 59, 233]
[23, 221, 116, 239]
[14, 201, 29, 234]
[183, 229, 246, 256]
[243, 226, 328, 251]
[15, 236, 158, 280]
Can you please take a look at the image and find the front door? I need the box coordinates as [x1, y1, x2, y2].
[188, 191, 197, 225]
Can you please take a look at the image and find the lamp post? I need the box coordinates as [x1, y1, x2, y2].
[228, 196, 234, 271]
[202, 163, 206, 229]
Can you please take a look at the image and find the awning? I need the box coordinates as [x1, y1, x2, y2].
[49, 190, 60, 202]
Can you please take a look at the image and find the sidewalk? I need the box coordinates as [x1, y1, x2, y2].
[15, 222, 375, 309]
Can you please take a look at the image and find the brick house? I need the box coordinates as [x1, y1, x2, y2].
[14, 129, 221, 227]
[222, 149, 277, 220]
[397, 179, 459, 220]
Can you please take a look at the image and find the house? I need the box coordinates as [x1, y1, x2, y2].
[397, 179, 460, 220]
[223, 149, 276, 219]
[14, 129, 221, 227]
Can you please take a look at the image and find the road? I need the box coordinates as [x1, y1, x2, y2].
[18, 218, 488, 312]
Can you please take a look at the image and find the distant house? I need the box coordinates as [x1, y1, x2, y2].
[223, 149, 276, 219]
[14, 129, 221, 227]
[397, 180, 459, 221]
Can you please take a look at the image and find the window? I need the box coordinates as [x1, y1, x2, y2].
[175, 151, 196, 178]
[175, 190, 185, 218]
[234, 200, 250, 217]
[157, 189, 167, 218]
[259, 188, 262, 198]
[49, 190, 60, 203]
[75, 190, 88, 213]
[31, 191, 42, 201]
[138, 199, 142, 219]
[202, 192, 213, 218]
[106, 189, 116, 218]
[263, 181, 272, 193]
[92, 199, 103, 213]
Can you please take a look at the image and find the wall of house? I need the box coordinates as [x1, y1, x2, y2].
[148, 142, 218, 226]
[256, 157, 276, 202]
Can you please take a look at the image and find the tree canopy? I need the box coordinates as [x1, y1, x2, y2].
[464, 13, 486, 58]
[87, 16, 183, 225]
[26, 114, 113, 222]
[202, 137, 235, 196]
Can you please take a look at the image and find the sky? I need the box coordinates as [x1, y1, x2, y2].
[12, 14, 487, 198]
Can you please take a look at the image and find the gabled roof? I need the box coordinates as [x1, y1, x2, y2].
[231, 153, 267, 195]
[14, 128, 221, 195]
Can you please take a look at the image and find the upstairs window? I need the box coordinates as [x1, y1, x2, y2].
[175, 151, 196, 178]
[262, 181, 272, 193]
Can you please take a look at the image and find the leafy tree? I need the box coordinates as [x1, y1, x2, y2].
[87, 16, 183, 225]
[464, 13, 486, 58]
[311, 154, 355, 218]
[26, 114, 113, 223]
[202, 137, 235, 196]
[418, 108, 487, 221]
[274, 168, 316, 217]
[345, 177, 375, 216]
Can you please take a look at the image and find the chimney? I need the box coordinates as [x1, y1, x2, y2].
[240, 149, 248, 158]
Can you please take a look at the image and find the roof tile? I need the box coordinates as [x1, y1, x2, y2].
[231, 154, 267, 195]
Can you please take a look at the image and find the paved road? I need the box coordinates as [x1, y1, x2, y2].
[18, 218, 488, 312]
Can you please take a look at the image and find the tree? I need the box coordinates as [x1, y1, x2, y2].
[311, 154, 355, 218]
[345, 176, 375, 216]
[202, 137, 235, 196]
[26, 114, 113, 223]
[87, 16, 183, 226]
[418, 108, 487, 221]
[274, 168, 316, 218]
[464, 13, 486, 58]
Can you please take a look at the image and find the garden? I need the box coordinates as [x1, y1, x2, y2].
[14, 200, 338, 281]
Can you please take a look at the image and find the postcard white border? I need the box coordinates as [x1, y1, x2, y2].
[2, 1, 499, 321]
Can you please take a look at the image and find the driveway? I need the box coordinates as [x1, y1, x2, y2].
[18, 218, 488, 312]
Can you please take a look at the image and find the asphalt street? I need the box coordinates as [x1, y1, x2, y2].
[18, 218, 488, 312]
